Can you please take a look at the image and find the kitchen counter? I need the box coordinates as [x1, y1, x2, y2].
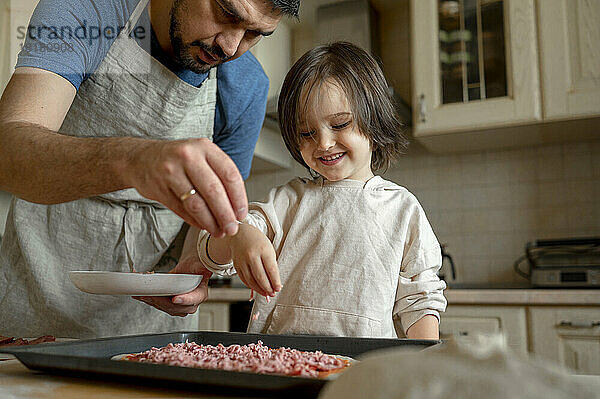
[4, 350, 600, 399]
[207, 287, 600, 305]
[0, 358, 269, 399]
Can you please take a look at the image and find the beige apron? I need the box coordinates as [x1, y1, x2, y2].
[0, 0, 217, 338]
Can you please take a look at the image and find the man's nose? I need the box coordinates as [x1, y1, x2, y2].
[215, 28, 246, 58]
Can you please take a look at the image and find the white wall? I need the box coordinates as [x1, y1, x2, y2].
[0, 0, 40, 93]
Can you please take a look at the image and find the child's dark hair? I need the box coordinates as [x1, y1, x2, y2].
[277, 41, 409, 172]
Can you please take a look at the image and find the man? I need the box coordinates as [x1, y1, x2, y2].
[0, 0, 299, 338]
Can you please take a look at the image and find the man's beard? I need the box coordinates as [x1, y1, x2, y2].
[169, 0, 230, 74]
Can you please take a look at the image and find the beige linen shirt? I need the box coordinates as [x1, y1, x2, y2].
[199, 176, 447, 338]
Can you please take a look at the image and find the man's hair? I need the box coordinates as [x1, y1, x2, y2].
[278, 41, 409, 173]
[268, 0, 300, 17]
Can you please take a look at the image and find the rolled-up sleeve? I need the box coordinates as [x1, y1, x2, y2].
[392, 200, 448, 335]
[393, 247, 448, 334]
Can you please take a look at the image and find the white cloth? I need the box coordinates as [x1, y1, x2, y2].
[318, 334, 600, 399]
[199, 176, 447, 337]
[0, 0, 217, 338]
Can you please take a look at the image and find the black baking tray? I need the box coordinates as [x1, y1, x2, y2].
[1, 331, 440, 397]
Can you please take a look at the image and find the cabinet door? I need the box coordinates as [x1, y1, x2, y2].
[440, 305, 528, 354]
[537, 0, 600, 120]
[197, 303, 230, 332]
[529, 307, 600, 375]
[410, 0, 541, 136]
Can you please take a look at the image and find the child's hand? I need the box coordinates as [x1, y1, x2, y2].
[229, 224, 282, 297]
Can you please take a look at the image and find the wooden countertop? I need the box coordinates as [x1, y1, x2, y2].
[0, 359, 269, 399]
[207, 287, 600, 306]
[5, 356, 599, 398]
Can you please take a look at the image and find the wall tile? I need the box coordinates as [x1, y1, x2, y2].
[438, 210, 464, 234]
[486, 186, 513, 208]
[438, 161, 463, 189]
[591, 141, 600, 177]
[565, 179, 595, 204]
[462, 209, 491, 233]
[488, 209, 514, 233]
[438, 188, 463, 210]
[512, 183, 538, 207]
[536, 150, 564, 181]
[537, 207, 569, 232]
[486, 160, 513, 185]
[461, 153, 488, 186]
[512, 158, 537, 182]
[564, 152, 593, 179]
[513, 207, 539, 233]
[460, 256, 491, 283]
[462, 187, 489, 209]
[537, 181, 566, 207]
[567, 205, 599, 232]
[463, 233, 491, 258]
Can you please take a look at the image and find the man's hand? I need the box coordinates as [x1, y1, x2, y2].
[0, 69, 248, 235]
[133, 253, 213, 317]
[127, 138, 248, 238]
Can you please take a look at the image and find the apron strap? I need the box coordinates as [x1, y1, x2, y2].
[123, 0, 151, 36]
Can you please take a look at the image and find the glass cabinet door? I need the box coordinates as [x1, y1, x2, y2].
[411, 0, 541, 143]
[439, 0, 507, 104]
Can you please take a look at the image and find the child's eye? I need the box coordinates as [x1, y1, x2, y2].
[332, 121, 351, 130]
[300, 131, 315, 138]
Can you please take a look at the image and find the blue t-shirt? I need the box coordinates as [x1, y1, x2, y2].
[15, 0, 268, 179]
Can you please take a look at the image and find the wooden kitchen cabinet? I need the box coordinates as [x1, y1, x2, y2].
[440, 304, 528, 355]
[197, 303, 230, 332]
[410, 0, 541, 139]
[529, 306, 600, 376]
[537, 0, 600, 120]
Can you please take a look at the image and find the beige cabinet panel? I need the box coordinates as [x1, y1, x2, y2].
[197, 303, 230, 332]
[441, 305, 528, 354]
[529, 307, 600, 375]
[410, 0, 541, 137]
[249, 21, 293, 171]
[537, 0, 600, 119]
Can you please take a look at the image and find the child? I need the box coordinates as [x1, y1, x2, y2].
[197, 42, 447, 340]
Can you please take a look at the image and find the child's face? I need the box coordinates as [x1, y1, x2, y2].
[298, 80, 374, 182]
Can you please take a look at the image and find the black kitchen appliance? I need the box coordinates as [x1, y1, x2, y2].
[514, 237, 600, 288]
[439, 244, 456, 282]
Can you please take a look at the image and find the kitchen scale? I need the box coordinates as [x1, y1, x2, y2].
[514, 237, 600, 288]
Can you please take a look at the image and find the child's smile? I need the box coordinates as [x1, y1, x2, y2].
[299, 79, 374, 182]
[319, 152, 345, 165]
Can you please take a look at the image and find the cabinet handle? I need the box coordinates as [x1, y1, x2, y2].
[418, 94, 426, 123]
[556, 320, 600, 328]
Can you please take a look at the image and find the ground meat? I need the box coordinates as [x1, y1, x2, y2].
[126, 340, 348, 378]
[0, 335, 56, 347]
